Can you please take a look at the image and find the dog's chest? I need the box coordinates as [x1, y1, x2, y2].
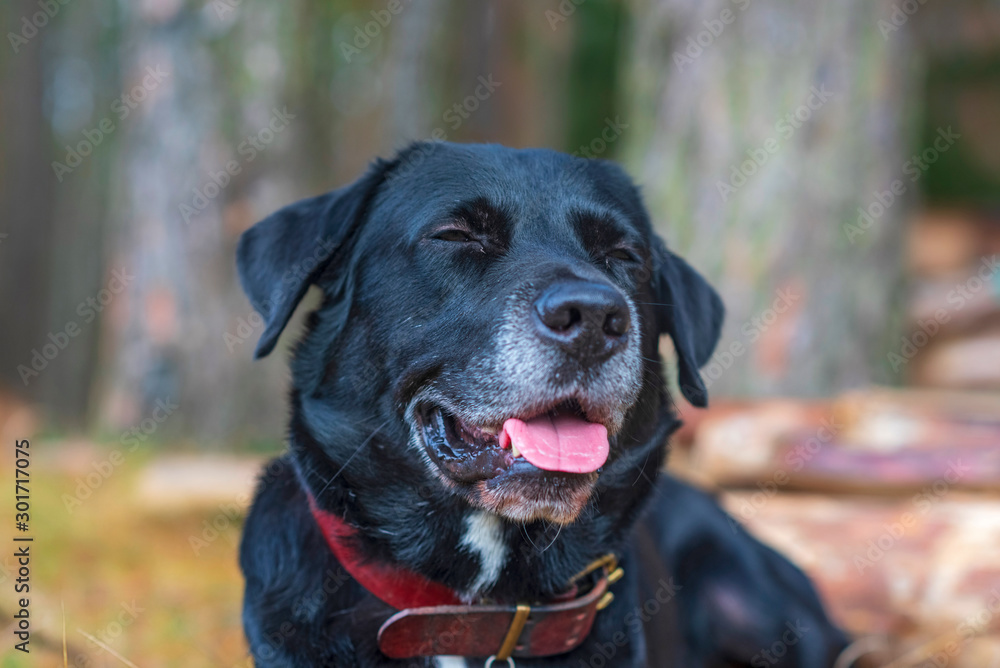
[458, 511, 508, 597]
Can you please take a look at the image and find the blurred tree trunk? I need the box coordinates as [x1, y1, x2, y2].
[0, 0, 57, 403]
[41, 3, 119, 426]
[623, 0, 920, 398]
[0, 1, 114, 427]
[96, 1, 296, 443]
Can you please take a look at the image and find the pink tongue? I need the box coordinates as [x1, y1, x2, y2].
[500, 415, 608, 473]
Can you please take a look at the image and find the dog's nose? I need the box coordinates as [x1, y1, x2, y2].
[534, 281, 630, 359]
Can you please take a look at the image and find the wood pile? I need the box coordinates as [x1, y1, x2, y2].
[904, 209, 1000, 390]
[670, 388, 1000, 667]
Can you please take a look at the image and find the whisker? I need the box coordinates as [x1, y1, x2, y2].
[316, 418, 393, 497]
[535, 522, 563, 552]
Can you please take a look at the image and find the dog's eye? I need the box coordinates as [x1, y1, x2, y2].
[433, 229, 475, 243]
[606, 248, 638, 263]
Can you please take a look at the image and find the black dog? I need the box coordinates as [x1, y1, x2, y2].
[237, 142, 848, 667]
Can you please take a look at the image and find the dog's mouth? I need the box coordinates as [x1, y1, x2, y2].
[413, 397, 621, 523]
[416, 400, 610, 483]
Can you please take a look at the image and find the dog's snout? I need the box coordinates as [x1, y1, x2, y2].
[533, 281, 630, 359]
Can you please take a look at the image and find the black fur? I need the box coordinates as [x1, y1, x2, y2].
[237, 142, 848, 667]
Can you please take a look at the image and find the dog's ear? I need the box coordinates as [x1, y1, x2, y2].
[236, 160, 392, 358]
[651, 240, 724, 407]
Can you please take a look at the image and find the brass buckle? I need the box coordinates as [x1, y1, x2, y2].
[488, 553, 622, 663]
[568, 552, 623, 587]
[568, 552, 623, 612]
[493, 603, 531, 661]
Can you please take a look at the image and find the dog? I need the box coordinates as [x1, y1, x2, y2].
[237, 141, 849, 667]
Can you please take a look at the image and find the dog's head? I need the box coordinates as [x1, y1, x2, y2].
[237, 142, 722, 526]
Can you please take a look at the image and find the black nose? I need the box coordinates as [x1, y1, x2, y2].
[533, 281, 631, 359]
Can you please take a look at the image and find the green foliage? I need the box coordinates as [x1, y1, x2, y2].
[921, 53, 1000, 204]
[564, 0, 626, 155]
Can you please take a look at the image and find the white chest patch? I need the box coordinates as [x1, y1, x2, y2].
[459, 511, 508, 598]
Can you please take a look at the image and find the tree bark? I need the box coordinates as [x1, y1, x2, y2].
[623, 0, 920, 398]
[0, 0, 58, 402]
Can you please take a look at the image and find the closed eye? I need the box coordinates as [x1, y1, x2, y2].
[432, 228, 475, 243]
[606, 247, 639, 263]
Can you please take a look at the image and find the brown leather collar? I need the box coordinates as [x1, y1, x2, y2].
[377, 554, 623, 662]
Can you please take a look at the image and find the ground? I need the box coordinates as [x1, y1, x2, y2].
[0, 441, 249, 668]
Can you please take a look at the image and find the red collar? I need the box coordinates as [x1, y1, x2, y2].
[307, 494, 462, 609]
[307, 493, 623, 660]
